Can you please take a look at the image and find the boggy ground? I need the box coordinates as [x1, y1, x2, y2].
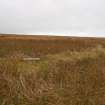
[0, 35, 105, 105]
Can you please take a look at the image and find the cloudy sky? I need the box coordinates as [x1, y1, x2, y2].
[0, 0, 105, 37]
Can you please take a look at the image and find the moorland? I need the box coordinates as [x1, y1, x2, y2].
[0, 34, 105, 105]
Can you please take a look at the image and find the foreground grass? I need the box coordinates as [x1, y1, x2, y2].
[0, 46, 105, 105]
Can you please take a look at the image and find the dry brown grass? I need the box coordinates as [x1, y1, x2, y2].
[0, 35, 105, 58]
[0, 44, 105, 105]
[0, 35, 105, 105]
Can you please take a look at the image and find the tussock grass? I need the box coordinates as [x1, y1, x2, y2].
[47, 45, 105, 62]
[0, 45, 105, 105]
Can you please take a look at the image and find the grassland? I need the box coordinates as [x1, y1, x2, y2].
[0, 35, 105, 105]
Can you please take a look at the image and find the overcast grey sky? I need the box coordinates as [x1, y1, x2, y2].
[0, 0, 105, 37]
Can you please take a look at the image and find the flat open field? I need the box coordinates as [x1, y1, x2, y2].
[0, 34, 105, 105]
[0, 34, 105, 57]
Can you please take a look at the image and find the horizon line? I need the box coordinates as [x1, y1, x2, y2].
[0, 32, 105, 38]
